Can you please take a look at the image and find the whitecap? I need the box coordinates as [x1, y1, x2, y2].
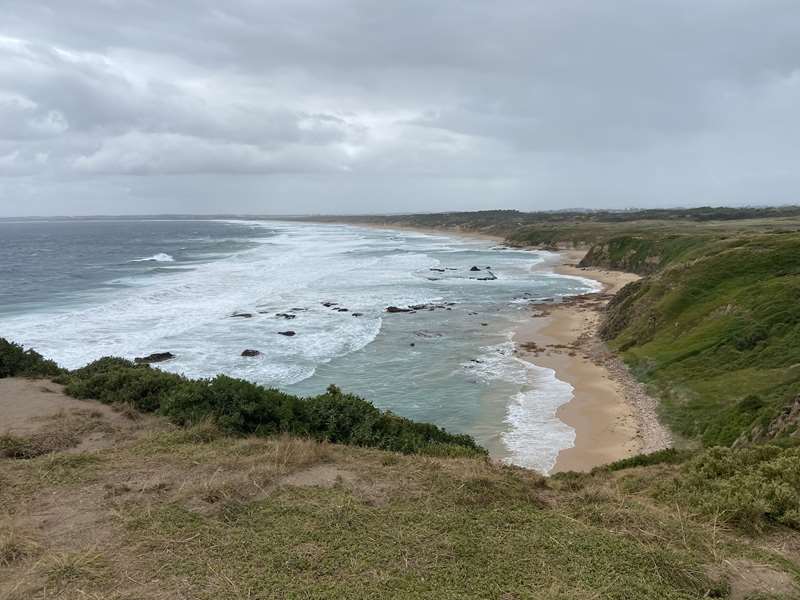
[130, 253, 175, 263]
[464, 338, 575, 474]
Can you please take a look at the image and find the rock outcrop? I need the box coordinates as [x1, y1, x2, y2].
[134, 352, 175, 364]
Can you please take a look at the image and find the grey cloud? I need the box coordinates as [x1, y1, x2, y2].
[1, 1, 799, 214]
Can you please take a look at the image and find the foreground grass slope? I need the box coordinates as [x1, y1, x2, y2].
[1, 383, 799, 599]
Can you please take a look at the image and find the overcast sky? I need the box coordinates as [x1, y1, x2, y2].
[1, 1, 799, 216]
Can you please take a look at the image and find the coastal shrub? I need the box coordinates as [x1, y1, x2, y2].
[595, 448, 694, 473]
[0, 338, 62, 379]
[20, 344, 485, 457]
[160, 376, 301, 435]
[64, 359, 185, 413]
[657, 445, 800, 531]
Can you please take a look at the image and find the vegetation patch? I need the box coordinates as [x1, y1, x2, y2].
[0, 338, 62, 379]
[0, 339, 485, 459]
[655, 445, 800, 532]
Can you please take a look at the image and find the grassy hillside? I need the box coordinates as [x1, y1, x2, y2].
[598, 233, 800, 447]
[1, 389, 799, 599]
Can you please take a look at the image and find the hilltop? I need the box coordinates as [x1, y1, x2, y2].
[1, 377, 798, 599]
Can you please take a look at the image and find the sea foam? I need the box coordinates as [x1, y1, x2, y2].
[130, 253, 175, 263]
[466, 338, 575, 474]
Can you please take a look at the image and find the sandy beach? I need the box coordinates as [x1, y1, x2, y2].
[326, 221, 671, 471]
[515, 250, 671, 472]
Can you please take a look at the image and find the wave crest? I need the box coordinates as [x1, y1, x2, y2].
[130, 253, 175, 263]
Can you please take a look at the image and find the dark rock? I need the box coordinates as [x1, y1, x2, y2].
[291, 307, 308, 312]
[386, 306, 412, 313]
[430, 268, 445, 272]
[335, 307, 349, 312]
[275, 313, 297, 319]
[469, 266, 481, 272]
[427, 277, 440, 281]
[241, 349, 262, 357]
[230, 312, 254, 318]
[410, 342, 415, 347]
[135, 352, 175, 364]
[481, 323, 488, 326]
[415, 330, 443, 338]
[321, 302, 338, 308]
[277, 331, 296, 337]
[352, 312, 364, 317]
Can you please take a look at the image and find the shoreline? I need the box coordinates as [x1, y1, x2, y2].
[515, 250, 671, 472]
[338, 221, 507, 243]
[313, 220, 671, 472]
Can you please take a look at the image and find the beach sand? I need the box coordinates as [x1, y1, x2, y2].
[515, 250, 671, 472]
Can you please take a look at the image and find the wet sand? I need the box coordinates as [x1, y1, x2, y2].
[516, 250, 671, 472]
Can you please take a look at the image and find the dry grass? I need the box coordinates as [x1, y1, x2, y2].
[0, 523, 36, 567]
[0, 429, 80, 459]
[1, 417, 798, 599]
[0, 409, 117, 459]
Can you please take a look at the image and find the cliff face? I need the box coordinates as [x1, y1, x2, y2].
[734, 395, 800, 447]
[596, 233, 800, 447]
[578, 235, 709, 275]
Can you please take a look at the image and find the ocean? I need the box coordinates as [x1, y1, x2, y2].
[0, 218, 598, 472]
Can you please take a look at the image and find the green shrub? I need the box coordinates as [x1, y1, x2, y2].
[64, 359, 184, 413]
[0, 338, 62, 379]
[596, 448, 695, 473]
[12, 342, 486, 458]
[658, 445, 800, 531]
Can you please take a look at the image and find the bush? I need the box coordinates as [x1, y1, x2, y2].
[658, 445, 800, 531]
[15, 343, 486, 458]
[0, 338, 63, 379]
[64, 359, 184, 413]
[160, 376, 301, 435]
[596, 448, 694, 473]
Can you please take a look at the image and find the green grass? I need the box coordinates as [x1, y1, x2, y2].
[599, 233, 800, 446]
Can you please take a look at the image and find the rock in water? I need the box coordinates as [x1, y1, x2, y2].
[135, 352, 175, 364]
[241, 349, 262, 357]
[278, 330, 296, 337]
[469, 266, 481, 272]
[385, 306, 412, 313]
[230, 312, 254, 318]
[275, 313, 296, 319]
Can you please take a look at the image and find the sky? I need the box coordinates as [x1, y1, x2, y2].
[1, 1, 799, 216]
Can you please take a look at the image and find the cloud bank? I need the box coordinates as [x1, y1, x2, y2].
[1, 1, 799, 215]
